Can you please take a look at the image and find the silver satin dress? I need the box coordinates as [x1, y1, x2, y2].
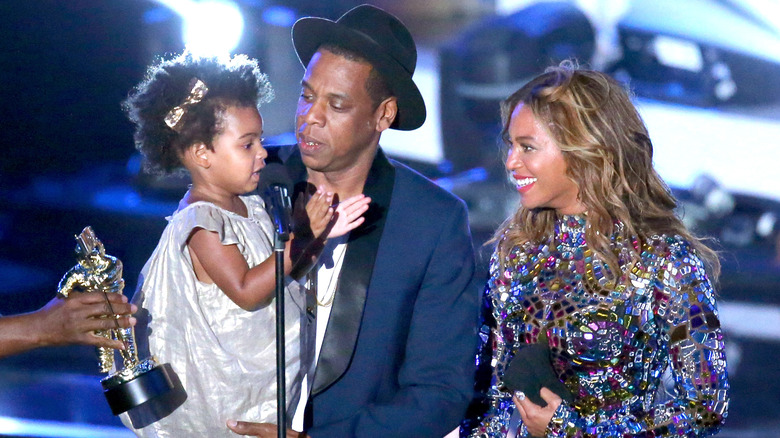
[124, 194, 304, 437]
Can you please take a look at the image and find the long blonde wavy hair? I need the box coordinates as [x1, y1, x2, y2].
[494, 63, 720, 280]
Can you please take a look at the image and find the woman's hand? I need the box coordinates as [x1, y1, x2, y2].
[513, 387, 563, 437]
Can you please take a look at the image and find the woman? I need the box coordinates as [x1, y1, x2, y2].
[467, 64, 729, 437]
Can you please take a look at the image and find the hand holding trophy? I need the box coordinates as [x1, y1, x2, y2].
[57, 226, 174, 415]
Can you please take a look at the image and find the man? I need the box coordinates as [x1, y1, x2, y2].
[229, 5, 479, 437]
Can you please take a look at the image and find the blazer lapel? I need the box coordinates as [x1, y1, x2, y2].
[311, 149, 395, 395]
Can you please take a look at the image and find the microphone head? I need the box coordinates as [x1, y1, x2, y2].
[259, 163, 293, 235]
[264, 183, 292, 237]
[260, 163, 294, 239]
[266, 184, 292, 211]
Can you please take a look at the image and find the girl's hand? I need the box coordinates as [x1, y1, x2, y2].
[304, 187, 370, 239]
[305, 186, 335, 238]
[513, 387, 562, 437]
[327, 193, 371, 238]
[288, 188, 371, 280]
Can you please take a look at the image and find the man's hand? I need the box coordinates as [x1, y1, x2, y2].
[0, 292, 137, 359]
[37, 292, 137, 349]
[226, 420, 306, 438]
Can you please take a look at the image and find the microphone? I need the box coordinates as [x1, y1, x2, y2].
[261, 163, 293, 241]
[265, 184, 292, 240]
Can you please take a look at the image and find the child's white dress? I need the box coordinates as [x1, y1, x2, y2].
[125, 194, 304, 437]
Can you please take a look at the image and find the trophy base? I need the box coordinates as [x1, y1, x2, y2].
[102, 363, 175, 415]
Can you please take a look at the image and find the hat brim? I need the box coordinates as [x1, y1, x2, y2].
[292, 17, 426, 131]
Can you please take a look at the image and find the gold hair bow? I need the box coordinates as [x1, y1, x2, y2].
[164, 78, 209, 132]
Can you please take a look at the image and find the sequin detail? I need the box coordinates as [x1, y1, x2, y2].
[468, 215, 729, 437]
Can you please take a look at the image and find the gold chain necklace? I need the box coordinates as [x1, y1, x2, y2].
[315, 241, 347, 307]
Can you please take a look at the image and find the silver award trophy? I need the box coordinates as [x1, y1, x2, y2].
[57, 226, 174, 415]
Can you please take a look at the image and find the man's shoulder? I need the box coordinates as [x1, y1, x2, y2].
[389, 158, 466, 209]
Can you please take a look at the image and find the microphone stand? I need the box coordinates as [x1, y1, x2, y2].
[274, 228, 288, 438]
[266, 184, 291, 438]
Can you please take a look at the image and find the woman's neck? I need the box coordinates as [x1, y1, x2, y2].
[554, 213, 588, 251]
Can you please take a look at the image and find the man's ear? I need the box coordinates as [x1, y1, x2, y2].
[375, 97, 398, 133]
[187, 143, 211, 169]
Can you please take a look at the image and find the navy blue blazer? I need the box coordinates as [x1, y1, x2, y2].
[261, 145, 480, 437]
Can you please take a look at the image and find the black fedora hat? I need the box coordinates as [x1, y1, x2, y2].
[292, 4, 426, 131]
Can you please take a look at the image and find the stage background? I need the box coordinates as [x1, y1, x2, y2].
[0, 0, 778, 436]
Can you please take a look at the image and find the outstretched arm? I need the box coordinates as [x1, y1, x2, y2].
[188, 189, 370, 311]
[0, 292, 137, 359]
[289, 190, 371, 279]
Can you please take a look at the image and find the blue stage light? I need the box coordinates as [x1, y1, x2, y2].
[262, 5, 296, 28]
[0, 415, 133, 437]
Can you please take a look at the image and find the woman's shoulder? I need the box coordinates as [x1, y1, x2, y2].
[641, 233, 699, 261]
[639, 233, 712, 285]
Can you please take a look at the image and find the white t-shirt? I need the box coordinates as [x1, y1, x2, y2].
[291, 235, 349, 431]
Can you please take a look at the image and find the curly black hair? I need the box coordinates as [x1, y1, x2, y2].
[123, 52, 273, 174]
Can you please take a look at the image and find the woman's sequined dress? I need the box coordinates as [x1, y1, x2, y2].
[469, 215, 729, 437]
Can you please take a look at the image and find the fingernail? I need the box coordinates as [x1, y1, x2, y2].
[514, 391, 526, 401]
[130, 304, 138, 312]
[129, 317, 137, 326]
[227, 420, 237, 427]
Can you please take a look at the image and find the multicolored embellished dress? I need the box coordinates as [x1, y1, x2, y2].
[468, 215, 729, 437]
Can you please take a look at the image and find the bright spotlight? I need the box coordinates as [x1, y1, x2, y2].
[182, 0, 244, 57]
